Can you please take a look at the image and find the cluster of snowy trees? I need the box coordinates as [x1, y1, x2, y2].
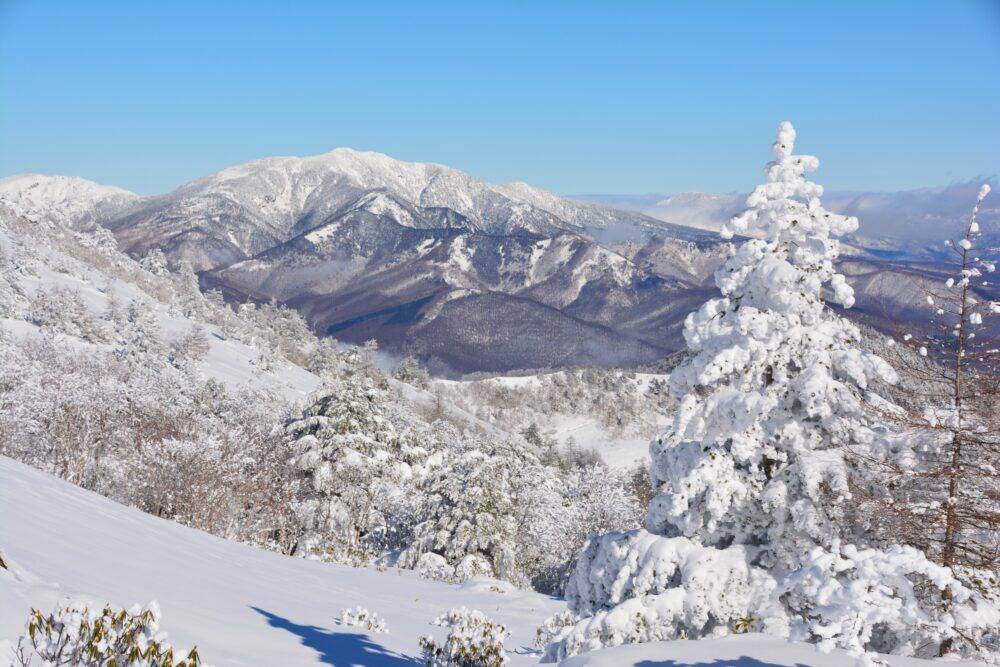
[0, 325, 301, 550]
[432, 368, 674, 440]
[541, 123, 1000, 665]
[0, 203, 643, 596]
[288, 377, 643, 591]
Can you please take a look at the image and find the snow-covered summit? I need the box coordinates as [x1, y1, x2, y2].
[0, 173, 140, 227]
[151, 146, 670, 240]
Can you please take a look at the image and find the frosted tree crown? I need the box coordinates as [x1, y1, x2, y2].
[719, 121, 857, 310]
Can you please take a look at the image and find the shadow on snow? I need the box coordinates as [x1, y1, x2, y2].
[251, 606, 418, 666]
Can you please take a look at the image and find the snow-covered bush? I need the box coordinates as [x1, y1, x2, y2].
[12, 600, 206, 667]
[534, 611, 576, 650]
[546, 122, 999, 663]
[542, 530, 781, 660]
[780, 541, 997, 662]
[419, 607, 510, 667]
[339, 606, 388, 633]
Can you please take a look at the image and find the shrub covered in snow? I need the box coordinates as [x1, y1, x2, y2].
[339, 606, 388, 633]
[12, 600, 206, 667]
[419, 607, 510, 667]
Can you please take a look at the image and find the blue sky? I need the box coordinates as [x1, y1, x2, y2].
[1, 0, 998, 196]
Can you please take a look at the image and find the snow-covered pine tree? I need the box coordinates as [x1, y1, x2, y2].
[401, 433, 537, 585]
[171, 260, 205, 319]
[287, 379, 428, 562]
[394, 355, 430, 389]
[545, 122, 997, 664]
[139, 248, 169, 276]
[646, 120, 888, 568]
[114, 299, 165, 364]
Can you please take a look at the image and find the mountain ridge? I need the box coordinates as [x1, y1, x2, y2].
[1, 153, 980, 375]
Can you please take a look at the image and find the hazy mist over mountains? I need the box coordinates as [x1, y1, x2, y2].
[577, 180, 1000, 260]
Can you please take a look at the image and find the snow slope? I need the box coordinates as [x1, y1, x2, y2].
[0, 457, 985, 667]
[0, 456, 561, 666]
[0, 224, 321, 403]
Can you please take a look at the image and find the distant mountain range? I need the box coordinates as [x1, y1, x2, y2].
[576, 181, 999, 261]
[1, 153, 991, 375]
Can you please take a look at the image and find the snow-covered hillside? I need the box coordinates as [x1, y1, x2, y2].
[0, 457, 985, 667]
[0, 456, 561, 666]
[431, 371, 674, 470]
[0, 213, 321, 403]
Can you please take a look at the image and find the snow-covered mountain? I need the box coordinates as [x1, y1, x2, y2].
[0, 173, 140, 228]
[0, 155, 728, 374]
[2, 155, 983, 375]
[105, 148, 706, 270]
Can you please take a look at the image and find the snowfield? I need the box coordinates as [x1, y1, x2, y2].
[0, 457, 987, 666]
[0, 456, 561, 666]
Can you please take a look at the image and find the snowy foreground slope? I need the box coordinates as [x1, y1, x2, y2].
[0, 456, 561, 666]
[0, 457, 986, 667]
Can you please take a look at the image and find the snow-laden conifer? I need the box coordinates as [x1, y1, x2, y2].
[288, 379, 432, 561]
[546, 122, 996, 664]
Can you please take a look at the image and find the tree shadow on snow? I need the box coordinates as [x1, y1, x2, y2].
[636, 659, 810, 667]
[251, 606, 418, 666]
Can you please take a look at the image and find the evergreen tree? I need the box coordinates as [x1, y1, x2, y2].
[545, 122, 998, 664]
[287, 379, 424, 561]
[401, 435, 533, 584]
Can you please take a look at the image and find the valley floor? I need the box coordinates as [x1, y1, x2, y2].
[0, 457, 987, 667]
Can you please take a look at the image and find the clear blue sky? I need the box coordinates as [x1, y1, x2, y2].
[1, 0, 998, 196]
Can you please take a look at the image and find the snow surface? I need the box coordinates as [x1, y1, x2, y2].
[0, 456, 561, 666]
